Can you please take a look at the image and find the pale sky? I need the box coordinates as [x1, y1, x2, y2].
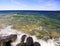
[0, 0, 60, 10]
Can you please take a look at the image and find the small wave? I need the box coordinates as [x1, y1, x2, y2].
[0, 25, 60, 46]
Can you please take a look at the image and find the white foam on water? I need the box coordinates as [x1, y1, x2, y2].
[0, 26, 60, 46]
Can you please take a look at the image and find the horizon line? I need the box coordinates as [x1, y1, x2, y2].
[0, 10, 60, 11]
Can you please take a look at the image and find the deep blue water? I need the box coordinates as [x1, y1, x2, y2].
[0, 10, 60, 14]
[0, 10, 60, 20]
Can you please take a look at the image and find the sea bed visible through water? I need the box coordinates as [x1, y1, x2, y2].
[0, 25, 60, 46]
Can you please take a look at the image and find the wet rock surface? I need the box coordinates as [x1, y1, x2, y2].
[0, 34, 17, 46]
[17, 35, 41, 46]
[0, 34, 41, 46]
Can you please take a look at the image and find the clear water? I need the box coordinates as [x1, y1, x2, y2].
[0, 25, 60, 46]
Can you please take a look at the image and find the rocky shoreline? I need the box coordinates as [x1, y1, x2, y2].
[0, 26, 60, 46]
[0, 34, 41, 46]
